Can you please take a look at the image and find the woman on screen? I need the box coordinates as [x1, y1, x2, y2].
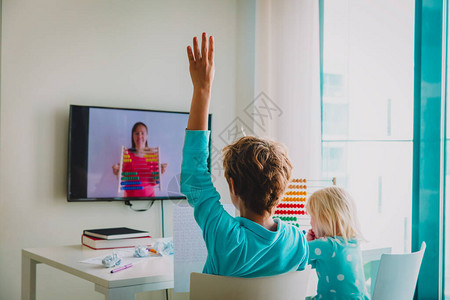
[112, 122, 168, 197]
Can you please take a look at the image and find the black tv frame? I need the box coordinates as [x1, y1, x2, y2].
[67, 104, 211, 202]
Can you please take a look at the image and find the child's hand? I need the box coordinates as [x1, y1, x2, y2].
[186, 32, 215, 130]
[306, 229, 316, 241]
[187, 32, 215, 92]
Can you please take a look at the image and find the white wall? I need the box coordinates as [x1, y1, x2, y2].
[0, 1, 240, 299]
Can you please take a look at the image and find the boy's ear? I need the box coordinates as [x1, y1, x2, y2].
[229, 177, 236, 195]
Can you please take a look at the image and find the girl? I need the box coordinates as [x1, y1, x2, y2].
[306, 186, 369, 300]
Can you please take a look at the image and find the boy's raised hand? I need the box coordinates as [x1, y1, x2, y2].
[187, 32, 215, 92]
[186, 32, 215, 131]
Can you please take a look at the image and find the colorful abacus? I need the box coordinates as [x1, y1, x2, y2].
[118, 146, 162, 194]
[273, 177, 336, 232]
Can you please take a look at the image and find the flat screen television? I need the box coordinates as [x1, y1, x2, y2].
[67, 104, 211, 202]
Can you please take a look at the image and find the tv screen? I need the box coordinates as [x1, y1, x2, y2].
[67, 105, 210, 202]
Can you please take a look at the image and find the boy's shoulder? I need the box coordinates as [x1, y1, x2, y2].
[275, 219, 307, 243]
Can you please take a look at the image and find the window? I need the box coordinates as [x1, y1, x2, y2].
[321, 0, 414, 253]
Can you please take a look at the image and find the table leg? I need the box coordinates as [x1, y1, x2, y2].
[22, 254, 38, 300]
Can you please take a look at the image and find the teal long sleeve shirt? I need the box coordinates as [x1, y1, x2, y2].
[308, 237, 369, 299]
[180, 130, 309, 277]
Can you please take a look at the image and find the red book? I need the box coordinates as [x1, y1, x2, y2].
[81, 234, 152, 250]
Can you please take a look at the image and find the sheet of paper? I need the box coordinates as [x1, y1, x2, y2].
[173, 202, 235, 292]
[79, 248, 159, 266]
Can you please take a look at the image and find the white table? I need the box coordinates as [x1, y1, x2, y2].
[22, 245, 173, 300]
[22, 244, 390, 300]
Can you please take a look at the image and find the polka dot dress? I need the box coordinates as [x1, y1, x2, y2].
[308, 237, 369, 300]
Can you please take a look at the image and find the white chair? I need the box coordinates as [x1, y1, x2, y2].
[372, 242, 426, 300]
[189, 267, 313, 300]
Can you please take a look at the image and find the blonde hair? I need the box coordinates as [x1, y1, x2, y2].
[222, 136, 292, 215]
[306, 186, 363, 241]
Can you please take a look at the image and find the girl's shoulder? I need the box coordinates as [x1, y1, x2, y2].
[331, 236, 360, 247]
[308, 237, 335, 250]
[309, 236, 359, 248]
[308, 237, 338, 259]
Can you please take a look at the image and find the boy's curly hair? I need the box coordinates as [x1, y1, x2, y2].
[222, 136, 293, 215]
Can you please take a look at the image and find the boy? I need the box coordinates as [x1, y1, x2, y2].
[180, 32, 308, 277]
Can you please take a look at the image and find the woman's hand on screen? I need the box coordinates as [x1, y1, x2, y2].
[112, 163, 120, 176]
[161, 163, 168, 174]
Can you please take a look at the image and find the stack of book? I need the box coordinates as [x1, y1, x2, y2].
[81, 227, 152, 250]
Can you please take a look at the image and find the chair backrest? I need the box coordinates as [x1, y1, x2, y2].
[372, 242, 426, 300]
[189, 267, 312, 300]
